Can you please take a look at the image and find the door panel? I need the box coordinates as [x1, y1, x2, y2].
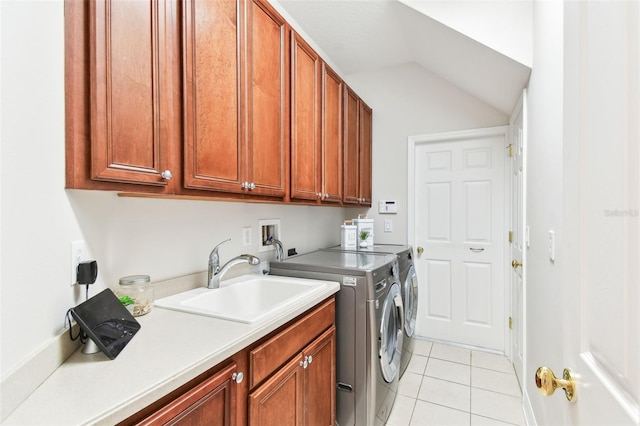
[414, 129, 506, 350]
[290, 32, 321, 201]
[464, 262, 492, 326]
[425, 182, 451, 242]
[246, 0, 288, 196]
[90, 0, 172, 187]
[343, 87, 360, 204]
[560, 2, 639, 424]
[425, 259, 451, 320]
[321, 64, 343, 203]
[183, 0, 243, 192]
[358, 101, 373, 205]
[249, 355, 304, 426]
[509, 91, 525, 385]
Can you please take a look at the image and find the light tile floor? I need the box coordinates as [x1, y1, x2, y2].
[386, 340, 525, 426]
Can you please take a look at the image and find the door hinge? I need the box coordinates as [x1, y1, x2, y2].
[508, 231, 513, 243]
[509, 316, 513, 329]
[507, 144, 514, 157]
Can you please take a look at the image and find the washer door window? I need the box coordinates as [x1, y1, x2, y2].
[403, 265, 418, 338]
[380, 282, 404, 383]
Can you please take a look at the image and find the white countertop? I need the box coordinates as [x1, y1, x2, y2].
[3, 279, 339, 425]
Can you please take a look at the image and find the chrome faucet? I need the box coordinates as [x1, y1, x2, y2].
[208, 239, 260, 289]
[265, 236, 285, 261]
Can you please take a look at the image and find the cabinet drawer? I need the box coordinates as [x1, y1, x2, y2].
[249, 297, 335, 388]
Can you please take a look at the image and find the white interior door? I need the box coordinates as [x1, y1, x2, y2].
[540, 1, 639, 423]
[411, 127, 507, 351]
[509, 91, 526, 386]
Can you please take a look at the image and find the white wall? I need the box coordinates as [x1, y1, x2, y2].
[399, 0, 533, 68]
[343, 63, 508, 244]
[0, 0, 346, 379]
[524, 1, 567, 423]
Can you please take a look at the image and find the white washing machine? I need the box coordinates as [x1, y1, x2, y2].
[323, 245, 418, 378]
[269, 250, 403, 426]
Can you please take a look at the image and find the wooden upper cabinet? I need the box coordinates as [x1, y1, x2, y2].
[358, 101, 373, 205]
[72, 0, 177, 191]
[66, 0, 369, 205]
[342, 87, 360, 204]
[182, 0, 244, 194]
[182, 0, 288, 197]
[245, 0, 289, 197]
[290, 31, 321, 202]
[343, 86, 372, 206]
[321, 63, 343, 203]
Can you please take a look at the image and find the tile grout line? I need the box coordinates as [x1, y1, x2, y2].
[469, 351, 473, 426]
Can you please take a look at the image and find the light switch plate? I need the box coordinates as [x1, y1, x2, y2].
[548, 230, 555, 261]
[242, 226, 252, 247]
[384, 220, 393, 232]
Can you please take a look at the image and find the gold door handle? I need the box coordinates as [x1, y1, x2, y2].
[535, 367, 576, 401]
[417, 246, 424, 255]
[511, 259, 523, 269]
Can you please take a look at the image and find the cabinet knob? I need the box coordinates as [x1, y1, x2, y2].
[249, 182, 256, 190]
[307, 355, 313, 365]
[316, 192, 322, 198]
[232, 371, 244, 384]
[161, 170, 173, 180]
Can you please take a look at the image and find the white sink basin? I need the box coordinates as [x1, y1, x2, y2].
[155, 275, 336, 323]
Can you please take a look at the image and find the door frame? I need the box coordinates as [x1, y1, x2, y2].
[407, 126, 512, 352]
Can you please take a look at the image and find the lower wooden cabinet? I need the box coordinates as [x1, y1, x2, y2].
[136, 363, 242, 426]
[249, 326, 336, 426]
[304, 327, 336, 426]
[120, 297, 335, 426]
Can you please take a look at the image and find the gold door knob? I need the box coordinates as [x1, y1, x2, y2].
[512, 259, 523, 269]
[535, 366, 576, 401]
[417, 246, 424, 255]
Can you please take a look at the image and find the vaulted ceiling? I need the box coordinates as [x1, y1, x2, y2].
[277, 0, 531, 114]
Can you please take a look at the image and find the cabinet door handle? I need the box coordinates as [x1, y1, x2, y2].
[231, 371, 244, 384]
[161, 170, 173, 180]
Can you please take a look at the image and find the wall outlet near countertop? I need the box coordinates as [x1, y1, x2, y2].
[70, 240, 84, 286]
[242, 226, 252, 247]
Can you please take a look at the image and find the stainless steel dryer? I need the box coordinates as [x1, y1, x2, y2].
[323, 245, 418, 378]
[269, 250, 403, 426]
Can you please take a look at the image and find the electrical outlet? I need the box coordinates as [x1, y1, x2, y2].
[242, 226, 252, 247]
[71, 240, 84, 286]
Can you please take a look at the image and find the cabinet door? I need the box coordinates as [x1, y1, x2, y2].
[358, 101, 373, 206]
[249, 354, 304, 426]
[321, 63, 343, 203]
[183, 0, 245, 193]
[89, 0, 175, 189]
[137, 363, 239, 426]
[304, 327, 336, 426]
[290, 31, 321, 202]
[246, 0, 289, 197]
[342, 87, 360, 205]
